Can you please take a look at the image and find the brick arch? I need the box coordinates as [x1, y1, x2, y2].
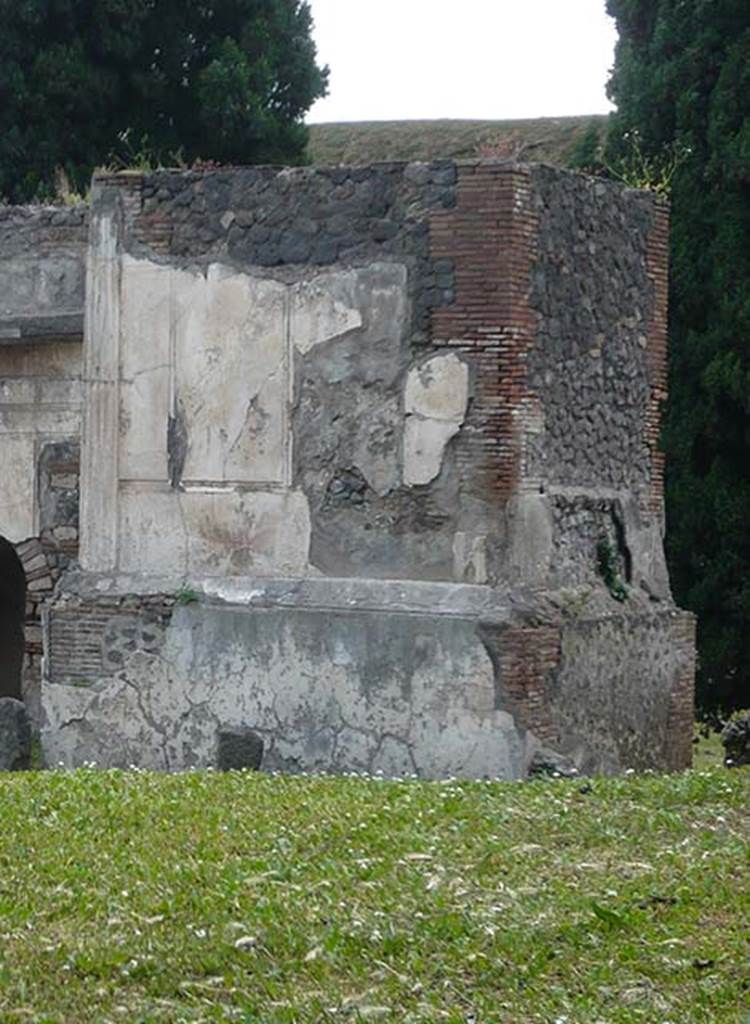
[12, 537, 58, 711]
[0, 536, 26, 700]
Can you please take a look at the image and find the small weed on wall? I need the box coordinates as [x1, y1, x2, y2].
[597, 536, 628, 602]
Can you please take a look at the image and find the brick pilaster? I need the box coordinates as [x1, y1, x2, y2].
[665, 612, 696, 771]
[483, 623, 561, 743]
[429, 162, 539, 504]
[644, 199, 670, 517]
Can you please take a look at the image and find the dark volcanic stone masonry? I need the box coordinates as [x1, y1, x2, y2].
[132, 162, 459, 341]
[528, 166, 656, 492]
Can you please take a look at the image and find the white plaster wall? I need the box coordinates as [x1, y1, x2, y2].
[118, 260, 290, 487]
[119, 259, 171, 481]
[83, 236, 413, 578]
[118, 486, 311, 577]
[173, 265, 289, 486]
[0, 343, 82, 542]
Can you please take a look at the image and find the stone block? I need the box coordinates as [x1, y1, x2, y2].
[721, 715, 750, 767]
[0, 699, 31, 770]
[217, 728, 265, 771]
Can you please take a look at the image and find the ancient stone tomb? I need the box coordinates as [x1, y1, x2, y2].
[0, 161, 695, 776]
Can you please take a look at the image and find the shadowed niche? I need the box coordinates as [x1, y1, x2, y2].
[0, 537, 25, 700]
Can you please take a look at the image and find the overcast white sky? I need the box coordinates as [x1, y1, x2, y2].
[307, 0, 617, 123]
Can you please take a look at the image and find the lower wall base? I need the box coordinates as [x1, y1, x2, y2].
[41, 577, 695, 778]
[553, 613, 696, 774]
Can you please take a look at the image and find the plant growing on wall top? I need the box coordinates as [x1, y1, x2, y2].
[568, 122, 689, 195]
[605, 130, 689, 195]
[0, 0, 329, 203]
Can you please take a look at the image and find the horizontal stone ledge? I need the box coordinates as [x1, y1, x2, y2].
[0, 312, 84, 344]
[55, 571, 534, 624]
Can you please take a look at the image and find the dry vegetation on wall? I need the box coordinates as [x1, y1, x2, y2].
[30, 116, 602, 205]
[306, 116, 606, 166]
[0, 759, 746, 1023]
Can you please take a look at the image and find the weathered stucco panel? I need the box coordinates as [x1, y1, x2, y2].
[291, 265, 468, 581]
[0, 340, 83, 546]
[119, 258, 171, 481]
[402, 351, 469, 488]
[290, 270, 364, 354]
[117, 487, 311, 577]
[0, 202, 86, 291]
[0, 255, 85, 319]
[0, 434, 36, 541]
[173, 266, 289, 487]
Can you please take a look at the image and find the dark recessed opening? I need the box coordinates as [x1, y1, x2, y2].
[0, 537, 26, 701]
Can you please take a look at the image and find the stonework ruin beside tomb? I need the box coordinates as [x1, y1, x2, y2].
[0, 161, 695, 777]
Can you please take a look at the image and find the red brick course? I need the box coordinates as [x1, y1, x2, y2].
[483, 623, 561, 744]
[665, 612, 697, 771]
[644, 200, 670, 517]
[430, 163, 538, 503]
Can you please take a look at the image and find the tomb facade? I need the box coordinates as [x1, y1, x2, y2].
[0, 162, 695, 776]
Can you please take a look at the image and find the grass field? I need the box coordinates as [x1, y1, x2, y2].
[0, 750, 746, 1024]
[306, 116, 605, 167]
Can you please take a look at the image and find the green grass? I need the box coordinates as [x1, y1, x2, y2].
[692, 728, 725, 771]
[0, 766, 747, 1023]
[306, 116, 606, 167]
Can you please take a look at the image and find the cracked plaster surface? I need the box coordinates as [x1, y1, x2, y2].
[43, 603, 528, 778]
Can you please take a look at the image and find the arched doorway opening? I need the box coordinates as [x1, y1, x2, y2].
[0, 537, 26, 701]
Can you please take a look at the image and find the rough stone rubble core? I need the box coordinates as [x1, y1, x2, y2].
[0, 161, 695, 777]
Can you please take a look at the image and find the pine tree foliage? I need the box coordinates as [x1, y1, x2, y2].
[606, 0, 750, 712]
[0, 0, 328, 202]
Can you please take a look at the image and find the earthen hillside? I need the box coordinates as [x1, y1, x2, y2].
[307, 115, 606, 166]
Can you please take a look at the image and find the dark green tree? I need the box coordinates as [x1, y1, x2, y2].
[0, 0, 328, 202]
[567, 119, 606, 175]
[606, 0, 750, 713]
